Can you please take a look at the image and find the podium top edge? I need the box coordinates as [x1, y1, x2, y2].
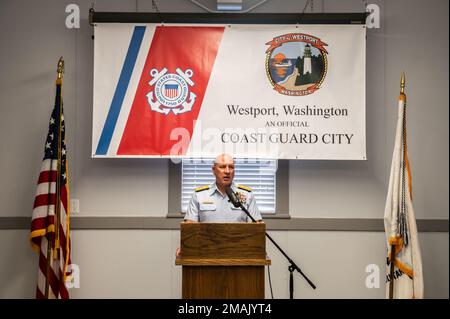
[175, 257, 271, 266]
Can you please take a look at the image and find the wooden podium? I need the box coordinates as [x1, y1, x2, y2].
[175, 222, 271, 299]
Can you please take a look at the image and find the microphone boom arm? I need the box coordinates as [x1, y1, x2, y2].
[226, 188, 316, 292]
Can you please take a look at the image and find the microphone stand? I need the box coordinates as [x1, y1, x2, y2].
[230, 193, 316, 298]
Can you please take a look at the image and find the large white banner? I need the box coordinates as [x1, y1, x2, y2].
[93, 23, 366, 159]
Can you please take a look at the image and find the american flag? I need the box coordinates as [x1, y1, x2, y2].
[30, 80, 72, 299]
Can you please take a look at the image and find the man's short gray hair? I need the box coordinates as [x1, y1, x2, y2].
[213, 153, 234, 165]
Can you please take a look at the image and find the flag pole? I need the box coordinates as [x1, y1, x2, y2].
[44, 57, 64, 298]
[55, 57, 64, 258]
[388, 72, 406, 299]
[54, 56, 64, 285]
[388, 239, 396, 299]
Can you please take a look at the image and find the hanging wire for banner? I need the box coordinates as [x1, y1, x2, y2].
[152, 0, 164, 23]
[298, 0, 314, 23]
[361, 0, 369, 11]
[301, 0, 312, 13]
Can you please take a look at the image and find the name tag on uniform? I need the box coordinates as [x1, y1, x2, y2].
[200, 203, 216, 211]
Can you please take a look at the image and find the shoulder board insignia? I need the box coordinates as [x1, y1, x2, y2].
[237, 184, 252, 192]
[195, 185, 210, 192]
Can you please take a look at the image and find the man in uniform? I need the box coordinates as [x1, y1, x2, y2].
[184, 153, 262, 223]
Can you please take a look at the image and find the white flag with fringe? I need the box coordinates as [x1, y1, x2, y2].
[383, 77, 424, 299]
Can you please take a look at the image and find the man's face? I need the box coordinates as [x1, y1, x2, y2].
[213, 156, 235, 189]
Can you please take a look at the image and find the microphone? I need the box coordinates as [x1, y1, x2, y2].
[225, 187, 241, 208]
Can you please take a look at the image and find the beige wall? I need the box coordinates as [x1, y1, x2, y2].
[0, 230, 448, 298]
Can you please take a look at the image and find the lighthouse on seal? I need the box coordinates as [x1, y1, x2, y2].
[303, 44, 312, 75]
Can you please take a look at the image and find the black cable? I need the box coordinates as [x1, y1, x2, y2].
[267, 265, 274, 299]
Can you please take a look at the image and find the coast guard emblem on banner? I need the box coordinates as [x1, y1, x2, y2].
[146, 67, 197, 115]
[265, 33, 328, 96]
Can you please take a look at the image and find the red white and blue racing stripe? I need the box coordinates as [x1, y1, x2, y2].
[94, 25, 224, 156]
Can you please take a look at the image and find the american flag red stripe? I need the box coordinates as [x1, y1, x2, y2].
[37, 237, 69, 299]
[33, 193, 57, 208]
[31, 218, 51, 234]
[37, 170, 58, 184]
[30, 81, 72, 299]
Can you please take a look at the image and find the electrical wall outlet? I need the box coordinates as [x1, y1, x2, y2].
[70, 199, 79, 214]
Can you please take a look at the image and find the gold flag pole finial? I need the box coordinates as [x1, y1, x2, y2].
[57, 57, 65, 80]
[400, 72, 405, 94]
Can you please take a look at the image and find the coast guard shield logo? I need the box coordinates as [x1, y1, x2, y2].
[265, 33, 329, 96]
[146, 67, 197, 115]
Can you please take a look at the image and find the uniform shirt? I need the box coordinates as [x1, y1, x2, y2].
[185, 182, 262, 223]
